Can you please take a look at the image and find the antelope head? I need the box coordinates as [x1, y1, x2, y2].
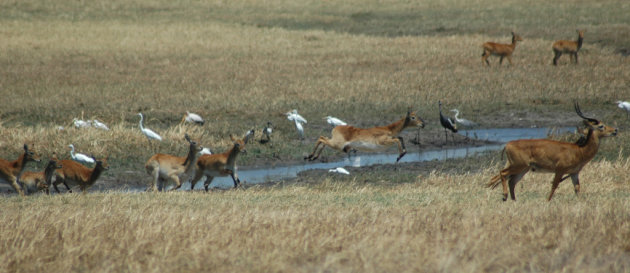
[406, 107, 425, 128]
[24, 144, 41, 163]
[575, 102, 617, 138]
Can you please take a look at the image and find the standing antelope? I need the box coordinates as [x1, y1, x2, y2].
[53, 156, 109, 193]
[481, 32, 523, 66]
[304, 108, 425, 162]
[488, 102, 617, 201]
[190, 134, 249, 191]
[552, 30, 585, 65]
[20, 157, 62, 195]
[0, 144, 40, 196]
[144, 134, 203, 192]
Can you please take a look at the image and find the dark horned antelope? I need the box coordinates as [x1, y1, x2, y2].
[304, 108, 425, 162]
[0, 144, 41, 196]
[488, 102, 617, 201]
[145, 134, 203, 192]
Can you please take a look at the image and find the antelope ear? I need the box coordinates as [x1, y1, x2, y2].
[184, 133, 191, 142]
[407, 106, 412, 116]
[24, 144, 28, 151]
[230, 134, 235, 141]
[582, 120, 595, 128]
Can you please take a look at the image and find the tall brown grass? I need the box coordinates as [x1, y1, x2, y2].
[1, 158, 629, 272]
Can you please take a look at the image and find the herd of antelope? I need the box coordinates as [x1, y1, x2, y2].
[0, 29, 621, 201]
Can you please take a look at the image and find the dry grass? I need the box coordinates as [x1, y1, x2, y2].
[2, 158, 630, 272]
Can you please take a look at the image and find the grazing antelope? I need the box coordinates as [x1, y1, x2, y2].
[304, 108, 425, 162]
[190, 134, 249, 191]
[552, 30, 585, 65]
[144, 134, 203, 192]
[53, 156, 109, 193]
[0, 144, 40, 196]
[487, 102, 617, 201]
[20, 157, 62, 195]
[481, 32, 523, 66]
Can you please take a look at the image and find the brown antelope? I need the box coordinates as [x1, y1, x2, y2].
[53, 156, 109, 193]
[144, 134, 203, 192]
[552, 30, 585, 65]
[0, 144, 40, 196]
[481, 32, 524, 66]
[304, 108, 425, 162]
[488, 102, 617, 201]
[190, 134, 249, 191]
[20, 157, 62, 195]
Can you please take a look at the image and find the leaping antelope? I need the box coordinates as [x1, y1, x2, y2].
[190, 134, 250, 191]
[20, 157, 62, 195]
[0, 144, 41, 196]
[144, 134, 203, 192]
[487, 102, 617, 201]
[53, 156, 109, 193]
[304, 108, 425, 162]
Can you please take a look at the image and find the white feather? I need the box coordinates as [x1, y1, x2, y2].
[328, 167, 350, 175]
[450, 109, 477, 127]
[73, 118, 91, 128]
[324, 116, 347, 126]
[184, 111, 204, 125]
[198, 147, 213, 155]
[286, 109, 307, 124]
[91, 119, 109, 130]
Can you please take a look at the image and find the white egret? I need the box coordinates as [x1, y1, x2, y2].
[285, 109, 307, 124]
[68, 144, 95, 165]
[73, 118, 91, 128]
[182, 111, 205, 125]
[294, 120, 305, 140]
[439, 101, 457, 144]
[617, 101, 630, 119]
[92, 119, 110, 130]
[137, 113, 163, 142]
[328, 167, 350, 175]
[450, 109, 477, 128]
[324, 116, 347, 127]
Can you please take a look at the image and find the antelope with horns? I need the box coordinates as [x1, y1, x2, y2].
[0, 144, 40, 196]
[304, 108, 425, 162]
[53, 156, 109, 193]
[481, 32, 523, 66]
[145, 134, 203, 192]
[553, 30, 585, 65]
[20, 156, 62, 195]
[487, 102, 617, 201]
[190, 134, 249, 191]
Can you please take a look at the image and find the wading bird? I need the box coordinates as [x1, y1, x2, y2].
[91, 119, 109, 130]
[617, 100, 630, 119]
[73, 118, 91, 128]
[328, 167, 350, 175]
[260, 122, 273, 143]
[182, 111, 205, 125]
[68, 144, 95, 165]
[439, 101, 458, 145]
[450, 109, 477, 128]
[325, 116, 347, 127]
[137, 113, 163, 142]
[286, 110, 307, 140]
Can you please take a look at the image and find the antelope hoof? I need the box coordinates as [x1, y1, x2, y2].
[502, 194, 508, 201]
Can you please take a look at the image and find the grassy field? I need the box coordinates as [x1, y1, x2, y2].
[2, 158, 630, 272]
[1, 0, 629, 271]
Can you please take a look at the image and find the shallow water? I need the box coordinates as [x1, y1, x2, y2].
[166, 126, 575, 190]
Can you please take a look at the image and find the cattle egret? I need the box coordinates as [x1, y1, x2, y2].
[92, 119, 110, 130]
[68, 144, 95, 165]
[286, 109, 307, 124]
[294, 120, 305, 140]
[137, 113, 163, 141]
[617, 101, 630, 119]
[328, 167, 350, 175]
[73, 118, 91, 128]
[183, 111, 205, 125]
[324, 116, 347, 127]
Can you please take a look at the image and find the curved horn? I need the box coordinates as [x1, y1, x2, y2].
[574, 102, 599, 123]
[184, 133, 192, 143]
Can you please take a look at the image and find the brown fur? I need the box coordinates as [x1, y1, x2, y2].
[53, 157, 109, 193]
[190, 135, 247, 191]
[145, 134, 203, 192]
[305, 109, 425, 162]
[552, 30, 585, 65]
[488, 103, 617, 201]
[481, 32, 524, 66]
[0, 144, 40, 196]
[20, 158, 62, 195]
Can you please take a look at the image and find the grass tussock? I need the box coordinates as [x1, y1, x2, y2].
[2, 158, 630, 272]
